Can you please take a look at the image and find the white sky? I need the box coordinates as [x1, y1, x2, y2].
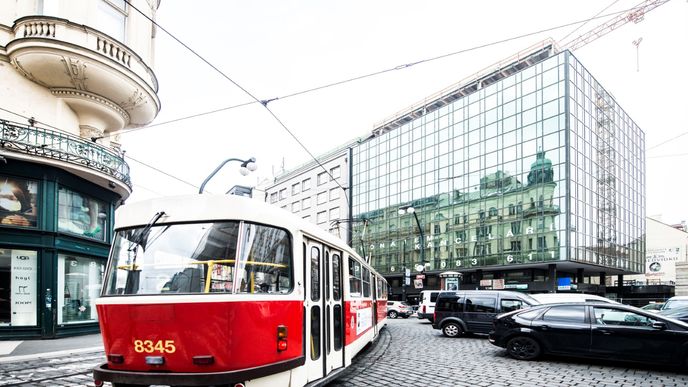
[122, 0, 688, 225]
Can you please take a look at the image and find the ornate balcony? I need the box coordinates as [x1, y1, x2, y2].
[5, 16, 160, 137]
[0, 119, 131, 197]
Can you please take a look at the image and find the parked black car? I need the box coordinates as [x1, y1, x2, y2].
[489, 302, 688, 366]
[432, 290, 539, 337]
[657, 305, 688, 323]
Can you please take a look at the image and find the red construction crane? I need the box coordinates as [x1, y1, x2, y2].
[560, 0, 670, 51]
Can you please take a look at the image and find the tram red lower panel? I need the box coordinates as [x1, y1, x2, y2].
[97, 300, 303, 373]
[344, 299, 373, 345]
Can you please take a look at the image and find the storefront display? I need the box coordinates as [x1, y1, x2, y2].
[0, 176, 38, 227]
[58, 254, 103, 324]
[58, 187, 108, 240]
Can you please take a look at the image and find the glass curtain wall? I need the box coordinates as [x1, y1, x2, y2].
[567, 54, 645, 273]
[352, 51, 644, 276]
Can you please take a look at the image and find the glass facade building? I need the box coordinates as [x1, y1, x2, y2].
[351, 48, 645, 295]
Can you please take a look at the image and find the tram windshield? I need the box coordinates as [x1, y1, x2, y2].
[102, 221, 292, 295]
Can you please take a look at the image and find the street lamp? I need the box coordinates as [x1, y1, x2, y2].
[398, 205, 425, 267]
[199, 157, 257, 194]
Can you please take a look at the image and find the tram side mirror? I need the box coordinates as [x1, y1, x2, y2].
[124, 270, 141, 294]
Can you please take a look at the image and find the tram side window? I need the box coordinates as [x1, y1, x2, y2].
[332, 253, 341, 301]
[232, 224, 292, 294]
[362, 268, 371, 297]
[348, 258, 361, 297]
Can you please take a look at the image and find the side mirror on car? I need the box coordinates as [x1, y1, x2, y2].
[651, 321, 667, 330]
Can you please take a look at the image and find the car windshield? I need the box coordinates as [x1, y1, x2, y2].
[663, 299, 688, 310]
[102, 221, 292, 295]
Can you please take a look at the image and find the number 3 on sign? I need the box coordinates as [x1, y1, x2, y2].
[133, 339, 176, 353]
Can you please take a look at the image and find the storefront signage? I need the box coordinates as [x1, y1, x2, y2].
[504, 283, 528, 290]
[11, 249, 37, 326]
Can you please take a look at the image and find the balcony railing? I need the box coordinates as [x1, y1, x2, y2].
[0, 119, 131, 188]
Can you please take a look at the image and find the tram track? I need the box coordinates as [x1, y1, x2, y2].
[0, 369, 93, 387]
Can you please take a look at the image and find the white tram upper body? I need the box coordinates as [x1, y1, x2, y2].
[93, 194, 388, 387]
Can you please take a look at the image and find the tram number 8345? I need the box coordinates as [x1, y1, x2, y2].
[133, 339, 177, 354]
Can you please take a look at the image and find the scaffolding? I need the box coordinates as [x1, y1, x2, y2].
[595, 86, 617, 262]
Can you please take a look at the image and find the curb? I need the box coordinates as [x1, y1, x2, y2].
[0, 346, 104, 364]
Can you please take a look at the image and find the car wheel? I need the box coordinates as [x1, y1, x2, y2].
[442, 321, 463, 338]
[506, 336, 541, 360]
[388, 310, 398, 319]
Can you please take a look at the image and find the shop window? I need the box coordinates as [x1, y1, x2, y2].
[0, 176, 39, 228]
[0, 248, 38, 326]
[58, 187, 108, 240]
[58, 254, 103, 324]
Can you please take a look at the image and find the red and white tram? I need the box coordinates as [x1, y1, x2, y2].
[93, 194, 388, 387]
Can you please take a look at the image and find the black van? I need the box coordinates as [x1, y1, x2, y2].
[432, 290, 539, 337]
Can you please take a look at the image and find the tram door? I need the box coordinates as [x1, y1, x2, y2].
[324, 247, 344, 372]
[304, 239, 344, 384]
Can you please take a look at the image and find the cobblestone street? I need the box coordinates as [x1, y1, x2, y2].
[329, 318, 688, 387]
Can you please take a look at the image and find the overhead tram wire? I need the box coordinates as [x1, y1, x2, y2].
[123, 0, 350, 201]
[558, 0, 622, 44]
[105, 5, 649, 141]
[125, 154, 200, 190]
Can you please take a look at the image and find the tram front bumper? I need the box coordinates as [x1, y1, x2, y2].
[93, 356, 305, 386]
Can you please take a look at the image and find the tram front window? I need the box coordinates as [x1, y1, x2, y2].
[103, 221, 293, 295]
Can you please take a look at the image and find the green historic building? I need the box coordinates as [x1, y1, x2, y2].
[351, 45, 645, 301]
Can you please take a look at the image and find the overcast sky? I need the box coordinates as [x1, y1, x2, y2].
[120, 0, 688, 225]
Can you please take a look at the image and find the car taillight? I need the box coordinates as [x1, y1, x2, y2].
[422, 305, 426, 313]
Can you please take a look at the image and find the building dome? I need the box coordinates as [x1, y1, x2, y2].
[527, 150, 554, 185]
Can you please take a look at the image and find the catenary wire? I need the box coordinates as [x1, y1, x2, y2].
[647, 131, 688, 150]
[125, 154, 199, 190]
[123, 0, 350, 200]
[107, 4, 648, 141]
[558, 0, 622, 43]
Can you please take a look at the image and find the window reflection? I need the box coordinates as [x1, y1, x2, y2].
[58, 187, 107, 240]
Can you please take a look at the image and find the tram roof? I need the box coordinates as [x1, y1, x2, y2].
[115, 194, 370, 267]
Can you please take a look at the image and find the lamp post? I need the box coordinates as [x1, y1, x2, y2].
[398, 205, 425, 267]
[199, 157, 257, 194]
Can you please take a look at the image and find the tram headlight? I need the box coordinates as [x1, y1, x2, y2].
[277, 325, 288, 352]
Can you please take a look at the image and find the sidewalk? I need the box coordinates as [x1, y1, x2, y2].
[0, 333, 104, 363]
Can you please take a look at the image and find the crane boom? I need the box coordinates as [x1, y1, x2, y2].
[561, 0, 670, 51]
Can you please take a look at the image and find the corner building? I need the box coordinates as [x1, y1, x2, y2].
[0, 0, 160, 338]
[351, 44, 645, 299]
